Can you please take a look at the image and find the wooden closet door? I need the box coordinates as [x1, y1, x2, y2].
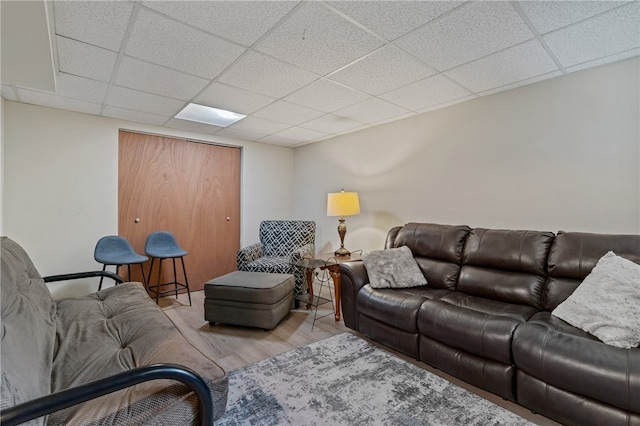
[118, 130, 240, 292]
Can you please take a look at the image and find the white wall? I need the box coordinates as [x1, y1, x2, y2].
[2, 102, 294, 298]
[294, 57, 640, 254]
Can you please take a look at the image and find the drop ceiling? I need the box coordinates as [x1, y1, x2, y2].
[1, 1, 638, 147]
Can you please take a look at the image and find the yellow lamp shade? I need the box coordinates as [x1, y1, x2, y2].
[327, 191, 360, 217]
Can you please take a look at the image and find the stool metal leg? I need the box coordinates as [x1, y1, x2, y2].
[180, 257, 191, 306]
[99, 264, 107, 291]
[156, 258, 163, 304]
[172, 258, 179, 299]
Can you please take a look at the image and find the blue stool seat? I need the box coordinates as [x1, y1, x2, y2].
[94, 236, 148, 290]
[145, 231, 191, 306]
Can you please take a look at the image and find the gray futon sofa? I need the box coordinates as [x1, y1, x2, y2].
[0, 237, 228, 425]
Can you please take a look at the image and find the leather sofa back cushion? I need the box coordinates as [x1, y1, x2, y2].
[545, 231, 640, 311]
[1, 238, 57, 423]
[390, 223, 471, 291]
[458, 229, 554, 309]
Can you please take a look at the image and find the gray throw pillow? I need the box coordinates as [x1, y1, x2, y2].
[363, 246, 428, 289]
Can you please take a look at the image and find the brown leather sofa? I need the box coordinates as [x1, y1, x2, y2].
[340, 223, 640, 426]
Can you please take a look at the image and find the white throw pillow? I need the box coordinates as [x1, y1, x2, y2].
[363, 246, 428, 289]
[552, 251, 640, 349]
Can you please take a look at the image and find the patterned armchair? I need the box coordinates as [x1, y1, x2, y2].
[237, 220, 316, 296]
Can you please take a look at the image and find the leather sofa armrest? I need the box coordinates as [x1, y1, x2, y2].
[0, 364, 213, 426]
[339, 261, 369, 329]
[236, 243, 264, 269]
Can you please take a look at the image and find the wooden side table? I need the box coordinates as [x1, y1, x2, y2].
[294, 253, 361, 321]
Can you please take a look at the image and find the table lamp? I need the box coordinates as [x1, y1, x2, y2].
[327, 189, 360, 257]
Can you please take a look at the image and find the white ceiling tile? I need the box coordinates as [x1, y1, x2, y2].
[115, 57, 209, 101]
[194, 82, 276, 115]
[518, 1, 630, 34]
[227, 116, 290, 135]
[256, 134, 300, 147]
[141, 1, 297, 47]
[55, 73, 108, 104]
[380, 74, 472, 111]
[270, 126, 329, 142]
[252, 101, 325, 126]
[417, 95, 477, 114]
[17, 87, 102, 115]
[335, 98, 411, 124]
[1, 84, 19, 101]
[284, 79, 370, 113]
[218, 51, 319, 99]
[396, 1, 534, 71]
[543, 2, 640, 68]
[125, 8, 246, 79]
[300, 114, 365, 134]
[56, 36, 118, 83]
[327, 1, 464, 41]
[53, 0, 134, 51]
[328, 45, 436, 95]
[256, 2, 385, 75]
[102, 106, 169, 126]
[164, 118, 223, 134]
[565, 47, 640, 73]
[215, 127, 264, 142]
[477, 70, 563, 97]
[107, 86, 185, 116]
[445, 40, 559, 93]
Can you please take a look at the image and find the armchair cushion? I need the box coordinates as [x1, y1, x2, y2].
[237, 221, 316, 295]
[259, 221, 316, 257]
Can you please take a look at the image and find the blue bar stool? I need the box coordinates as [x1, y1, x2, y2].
[94, 236, 148, 290]
[145, 231, 191, 306]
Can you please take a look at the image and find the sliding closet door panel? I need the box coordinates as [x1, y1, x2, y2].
[118, 130, 240, 293]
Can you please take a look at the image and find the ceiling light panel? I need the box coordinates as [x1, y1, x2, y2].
[175, 103, 246, 127]
[195, 82, 276, 116]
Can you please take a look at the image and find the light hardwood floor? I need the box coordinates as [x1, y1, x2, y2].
[161, 288, 559, 426]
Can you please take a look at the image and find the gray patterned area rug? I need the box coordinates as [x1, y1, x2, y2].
[215, 332, 533, 426]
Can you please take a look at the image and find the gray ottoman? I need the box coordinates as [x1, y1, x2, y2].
[204, 271, 294, 330]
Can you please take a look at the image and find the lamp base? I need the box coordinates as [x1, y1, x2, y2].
[334, 247, 351, 257]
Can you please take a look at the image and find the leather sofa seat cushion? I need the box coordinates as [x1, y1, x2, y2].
[418, 296, 537, 364]
[357, 284, 449, 332]
[51, 282, 228, 424]
[513, 312, 640, 413]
